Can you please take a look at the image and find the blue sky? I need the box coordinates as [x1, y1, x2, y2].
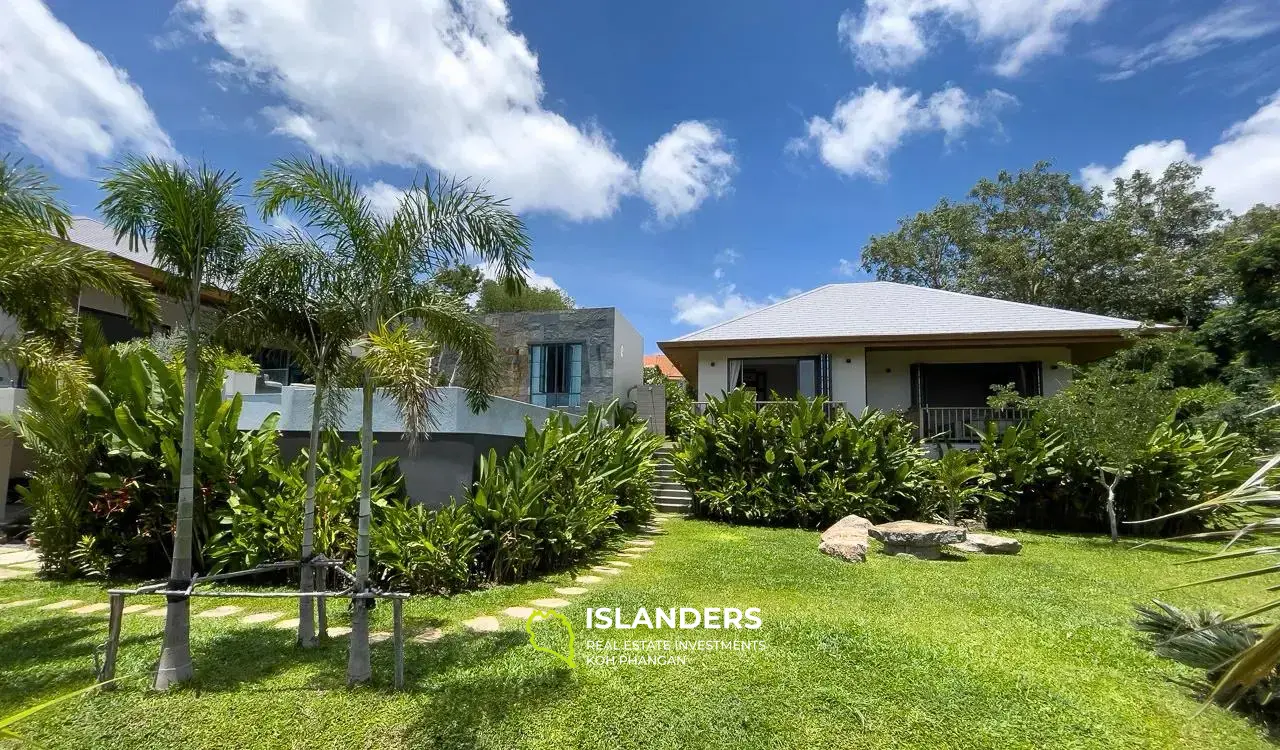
[4, 1, 1280, 350]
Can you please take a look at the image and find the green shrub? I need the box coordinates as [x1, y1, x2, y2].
[12, 344, 281, 578]
[673, 390, 929, 528]
[206, 431, 402, 572]
[373, 503, 480, 594]
[468, 401, 663, 583]
[979, 417, 1251, 535]
[923, 450, 1000, 526]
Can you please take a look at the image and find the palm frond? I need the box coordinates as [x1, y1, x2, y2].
[0, 154, 71, 235]
[408, 289, 500, 413]
[254, 156, 376, 259]
[361, 322, 438, 446]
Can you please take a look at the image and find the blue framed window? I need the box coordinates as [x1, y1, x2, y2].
[530, 343, 583, 407]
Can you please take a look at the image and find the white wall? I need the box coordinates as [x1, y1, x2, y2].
[612, 310, 644, 400]
[694, 344, 869, 409]
[865, 346, 1072, 411]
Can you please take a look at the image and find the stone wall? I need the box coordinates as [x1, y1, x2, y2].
[481, 308, 620, 406]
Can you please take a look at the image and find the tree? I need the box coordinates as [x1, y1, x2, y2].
[98, 157, 250, 690]
[254, 156, 531, 683]
[1199, 222, 1280, 372]
[476, 278, 573, 313]
[861, 198, 977, 290]
[228, 233, 360, 648]
[0, 156, 157, 385]
[433, 263, 484, 302]
[1019, 368, 1177, 541]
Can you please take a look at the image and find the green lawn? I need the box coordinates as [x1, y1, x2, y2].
[0, 519, 1275, 749]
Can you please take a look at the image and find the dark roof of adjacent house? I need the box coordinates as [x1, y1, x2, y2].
[643, 353, 683, 379]
[63, 216, 229, 303]
[663, 282, 1150, 347]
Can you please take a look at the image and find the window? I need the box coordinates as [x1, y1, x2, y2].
[530, 343, 583, 407]
[910, 361, 1042, 408]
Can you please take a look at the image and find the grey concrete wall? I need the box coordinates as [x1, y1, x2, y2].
[277, 432, 522, 508]
[630, 383, 666, 436]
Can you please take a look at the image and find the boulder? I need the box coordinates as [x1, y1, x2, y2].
[868, 520, 965, 548]
[818, 514, 872, 563]
[950, 532, 1022, 555]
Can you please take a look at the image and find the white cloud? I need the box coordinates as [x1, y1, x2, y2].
[1080, 91, 1280, 214]
[361, 180, 405, 218]
[836, 258, 857, 277]
[672, 284, 765, 328]
[1100, 2, 1280, 81]
[183, 0, 726, 224]
[790, 85, 1015, 179]
[0, 0, 174, 175]
[638, 121, 735, 223]
[840, 0, 1109, 76]
[478, 260, 562, 292]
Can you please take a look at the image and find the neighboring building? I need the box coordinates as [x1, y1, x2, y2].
[643, 353, 684, 380]
[658, 282, 1153, 442]
[481, 308, 645, 409]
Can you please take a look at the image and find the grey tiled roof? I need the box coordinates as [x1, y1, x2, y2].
[670, 282, 1147, 343]
[65, 217, 158, 268]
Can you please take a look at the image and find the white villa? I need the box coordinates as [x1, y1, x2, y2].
[658, 282, 1152, 441]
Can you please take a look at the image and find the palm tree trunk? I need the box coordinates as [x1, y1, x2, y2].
[347, 373, 374, 684]
[297, 377, 323, 648]
[155, 281, 201, 690]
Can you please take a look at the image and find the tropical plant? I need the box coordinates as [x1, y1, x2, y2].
[254, 155, 530, 683]
[1134, 600, 1275, 714]
[206, 431, 402, 572]
[227, 234, 361, 647]
[673, 390, 930, 528]
[925, 450, 999, 526]
[99, 156, 250, 690]
[373, 502, 480, 594]
[467, 402, 661, 582]
[0, 156, 157, 409]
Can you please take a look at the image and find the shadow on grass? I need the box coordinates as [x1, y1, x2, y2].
[0, 615, 158, 704]
[188, 625, 531, 694]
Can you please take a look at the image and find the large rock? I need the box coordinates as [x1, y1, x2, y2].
[950, 532, 1022, 555]
[869, 520, 965, 547]
[818, 514, 872, 563]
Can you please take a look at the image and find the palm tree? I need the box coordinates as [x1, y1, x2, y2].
[99, 157, 250, 690]
[255, 156, 530, 683]
[228, 231, 360, 647]
[0, 156, 157, 530]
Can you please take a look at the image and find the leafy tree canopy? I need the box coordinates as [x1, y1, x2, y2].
[476, 278, 574, 313]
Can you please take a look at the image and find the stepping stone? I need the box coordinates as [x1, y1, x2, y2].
[369, 631, 392, 644]
[575, 575, 602, 584]
[554, 587, 589, 596]
[142, 606, 169, 617]
[622, 546, 650, 553]
[607, 561, 632, 568]
[274, 618, 300, 630]
[12, 561, 41, 570]
[40, 600, 83, 611]
[0, 569, 27, 580]
[70, 603, 110, 615]
[241, 611, 284, 625]
[617, 553, 642, 559]
[0, 599, 42, 610]
[462, 616, 501, 633]
[326, 626, 351, 638]
[503, 606, 535, 620]
[590, 566, 622, 575]
[531, 598, 571, 609]
[413, 628, 443, 644]
[122, 604, 154, 614]
[195, 605, 242, 619]
[628, 539, 655, 547]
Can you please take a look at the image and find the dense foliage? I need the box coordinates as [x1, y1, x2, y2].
[673, 391, 930, 527]
[643, 364, 695, 437]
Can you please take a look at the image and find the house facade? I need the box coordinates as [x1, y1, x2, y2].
[481, 307, 645, 409]
[659, 282, 1149, 441]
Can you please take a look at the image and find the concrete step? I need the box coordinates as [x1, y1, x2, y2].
[655, 501, 691, 512]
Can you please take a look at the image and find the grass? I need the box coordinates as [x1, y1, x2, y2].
[0, 519, 1276, 749]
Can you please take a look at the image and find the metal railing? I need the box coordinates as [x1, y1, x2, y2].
[913, 406, 1028, 443]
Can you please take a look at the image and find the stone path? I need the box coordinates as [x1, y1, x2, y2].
[0, 514, 675, 648]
